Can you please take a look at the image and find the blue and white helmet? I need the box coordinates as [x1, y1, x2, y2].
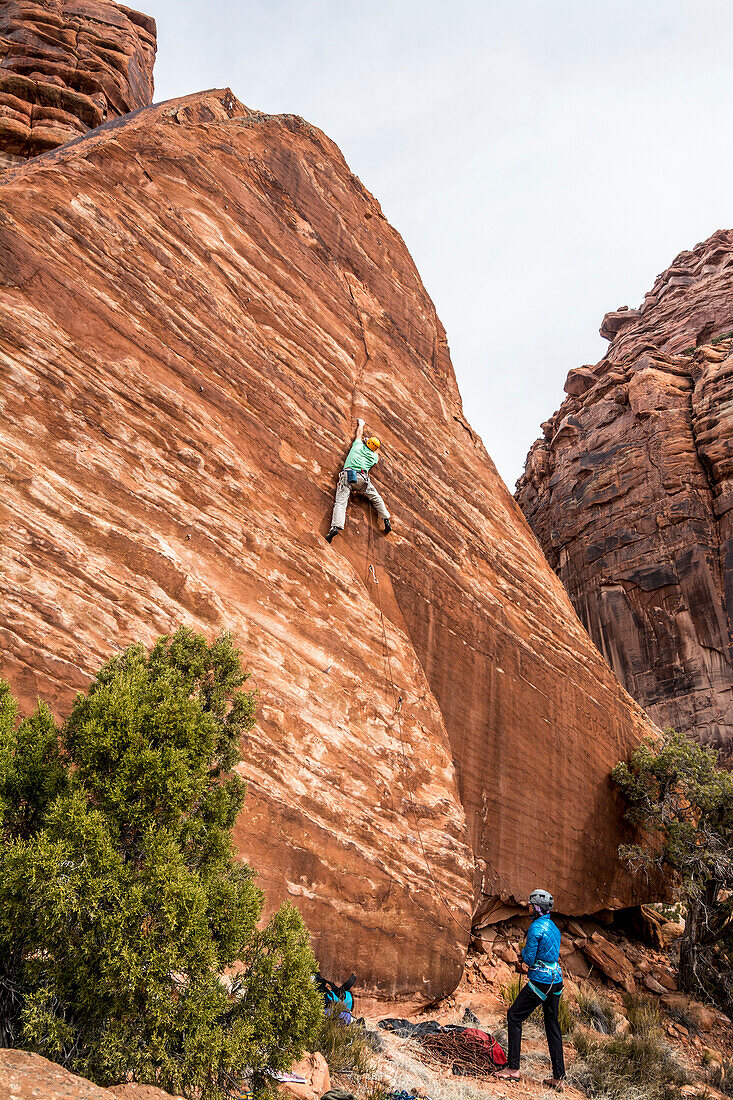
[529, 888, 554, 913]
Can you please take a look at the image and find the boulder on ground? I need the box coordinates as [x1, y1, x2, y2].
[496, 942, 519, 966]
[661, 993, 692, 1015]
[702, 1046, 724, 1071]
[686, 1002, 720, 1033]
[650, 967, 676, 992]
[566, 920, 587, 940]
[582, 932, 636, 992]
[479, 960, 513, 988]
[661, 921, 686, 945]
[614, 1014, 631, 1038]
[472, 928, 497, 954]
[0, 1049, 185, 1100]
[564, 949, 591, 979]
[279, 1053, 330, 1100]
[661, 993, 719, 1032]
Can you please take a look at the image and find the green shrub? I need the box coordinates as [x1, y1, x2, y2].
[613, 730, 733, 1009]
[0, 629, 323, 1099]
[314, 1005, 374, 1075]
[572, 1027, 688, 1100]
[652, 902, 685, 924]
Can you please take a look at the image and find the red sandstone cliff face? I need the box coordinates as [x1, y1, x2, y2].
[517, 231, 733, 764]
[0, 0, 156, 166]
[0, 86, 659, 1003]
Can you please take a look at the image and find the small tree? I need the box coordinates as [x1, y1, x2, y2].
[612, 729, 733, 1006]
[0, 629, 322, 1098]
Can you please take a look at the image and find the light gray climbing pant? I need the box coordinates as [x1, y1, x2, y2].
[331, 470, 390, 530]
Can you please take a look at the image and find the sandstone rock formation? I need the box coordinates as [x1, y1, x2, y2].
[0, 80, 660, 1002]
[517, 231, 733, 763]
[582, 932, 636, 994]
[0, 1049, 184, 1100]
[0, 0, 156, 166]
[280, 1053, 330, 1100]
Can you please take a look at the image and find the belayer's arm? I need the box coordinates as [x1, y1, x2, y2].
[521, 925, 539, 966]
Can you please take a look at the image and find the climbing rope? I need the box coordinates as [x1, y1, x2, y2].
[364, 519, 475, 939]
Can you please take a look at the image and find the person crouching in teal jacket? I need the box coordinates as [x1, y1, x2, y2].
[495, 888, 566, 1090]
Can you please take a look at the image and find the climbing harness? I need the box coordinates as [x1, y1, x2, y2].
[345, 468, 371, 487]
[526, 979, 561, 1003]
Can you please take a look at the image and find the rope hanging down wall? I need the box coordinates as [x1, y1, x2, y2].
[364, 520, 474, 939]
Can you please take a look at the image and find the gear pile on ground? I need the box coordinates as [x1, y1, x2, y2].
[418, 1030, 508, 1078]
[377, 1019, 507, 1077]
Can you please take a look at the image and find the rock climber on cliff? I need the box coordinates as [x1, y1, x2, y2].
[494, 889, 566, 1090]
[326, 418, 391, 543]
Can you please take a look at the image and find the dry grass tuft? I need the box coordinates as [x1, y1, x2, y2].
[314, 1008, 375, 1076]
[622, 991, 663, 1038]
[501, 976, 542, 1022]
[571, 990, 688, 1100]
[708, 1059, 733, 1097]
[574, 988, 616, 1035]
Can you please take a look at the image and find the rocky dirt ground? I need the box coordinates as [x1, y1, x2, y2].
[2, 910, 732, 1100]
[343, 909, 733, 1100]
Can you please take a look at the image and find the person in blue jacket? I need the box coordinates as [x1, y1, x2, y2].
[495, 888, 566, 1089]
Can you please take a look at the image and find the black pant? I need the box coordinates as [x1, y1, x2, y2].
[507, 980, 565, 1078]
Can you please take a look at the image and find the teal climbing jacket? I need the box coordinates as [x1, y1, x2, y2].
[521, 913, 562, 986]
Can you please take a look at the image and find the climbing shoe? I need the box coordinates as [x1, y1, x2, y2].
[383, 518, 392, 534]
[326, 527, 340, 543]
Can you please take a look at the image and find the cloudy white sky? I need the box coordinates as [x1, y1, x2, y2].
[143, 0, 733, 488]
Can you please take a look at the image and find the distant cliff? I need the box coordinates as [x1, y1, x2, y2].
[0, 0, 155, 166]
[518, 232, 733, 764]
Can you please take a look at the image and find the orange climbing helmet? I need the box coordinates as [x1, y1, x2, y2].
[366, 436, 381, 451]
